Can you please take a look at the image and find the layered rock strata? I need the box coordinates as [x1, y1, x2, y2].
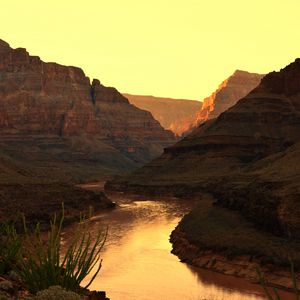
[124, 93, 201, 136]
[0, 39, 175, 176]
[181, 70, 264, 134]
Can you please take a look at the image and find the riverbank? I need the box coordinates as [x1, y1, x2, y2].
[171, 227, 300, 290]
[0, 182, 115, 228]
[0, 180, 115, 300]
[170, 197, 300, 292]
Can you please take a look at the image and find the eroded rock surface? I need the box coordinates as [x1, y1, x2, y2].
[180, 70, 264, 135]
[0, 39, 175, 178]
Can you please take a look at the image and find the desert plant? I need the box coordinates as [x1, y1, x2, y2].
[290, 258, 300, 300]
[33, 285, 83, 300]
[0, 223, 21, 275]
[17, 207, 107, 293]
[257, 259, 299, 300]
[256, 267, 280, 300]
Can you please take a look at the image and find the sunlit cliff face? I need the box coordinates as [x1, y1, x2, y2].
[166, 70, 264, 136]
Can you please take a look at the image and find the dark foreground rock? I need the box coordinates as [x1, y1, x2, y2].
[0, 275, 110, 299]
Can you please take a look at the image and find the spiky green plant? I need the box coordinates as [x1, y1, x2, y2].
[256, 267, 280, 300]
[17, 207, 107, 293]
[257, 259, 299, 300]
[0, 223, 21, 275]
[289, 258, 299, 300]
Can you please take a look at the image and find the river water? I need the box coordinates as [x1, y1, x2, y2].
[63, 191, 293, 300]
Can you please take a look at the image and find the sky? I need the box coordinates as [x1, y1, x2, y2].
[0, 0, 300, 100]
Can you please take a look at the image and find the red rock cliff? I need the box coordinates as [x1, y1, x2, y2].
[0, 39, 175, 171]
[182, 70, 264, 134]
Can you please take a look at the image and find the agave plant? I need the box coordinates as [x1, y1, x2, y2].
[0, 222, 21, 275]
[18, 206, 107, 293]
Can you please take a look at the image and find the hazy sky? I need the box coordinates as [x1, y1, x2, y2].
[1, 0, 300, 100]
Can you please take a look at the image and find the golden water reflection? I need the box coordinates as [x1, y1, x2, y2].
[63, 196, 293, 300]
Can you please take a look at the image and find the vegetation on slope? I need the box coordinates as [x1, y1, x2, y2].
[0, 210, 107, 299]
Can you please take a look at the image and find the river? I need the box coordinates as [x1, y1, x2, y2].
[63, 190, 294, 300]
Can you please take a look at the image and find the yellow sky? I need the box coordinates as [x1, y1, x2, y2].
[1, 0, 300, 100]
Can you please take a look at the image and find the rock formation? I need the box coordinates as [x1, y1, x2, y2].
[182, 70, 264, 134]
[123, 93, 201, 136]
[0, 39, 175, 180]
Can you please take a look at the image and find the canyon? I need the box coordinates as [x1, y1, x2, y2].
[107, 59, 300, 284]
[0, 38, 174, 224]
[1, 36, 299, 296]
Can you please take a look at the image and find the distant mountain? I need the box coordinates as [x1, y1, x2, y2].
[197, 70, 264, 121]
[123, 93, 201, 136]
[182, 70, 264, 134]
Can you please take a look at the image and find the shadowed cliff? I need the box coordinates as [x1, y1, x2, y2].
[0, 39, 175, 181]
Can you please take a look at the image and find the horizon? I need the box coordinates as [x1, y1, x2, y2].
[1, 0, 300, 100]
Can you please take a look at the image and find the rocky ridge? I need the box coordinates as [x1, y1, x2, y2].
[180, 70, 264, 135]
[0, 39, 175, 178]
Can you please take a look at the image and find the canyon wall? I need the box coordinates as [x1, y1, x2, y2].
[179, 70, 264, 135]
[0, 39, 175, 181]
[124, 93, 201, 136]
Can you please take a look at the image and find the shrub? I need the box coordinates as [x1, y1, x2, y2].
[33, 285, 83, 300]
[17, 207, 107, 293]
[0, 223, 21, 275]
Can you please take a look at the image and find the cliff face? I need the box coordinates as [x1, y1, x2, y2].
[123, 71, 263, 137]
[181, 70, 264, 134]
[107, 59, 300, 239]
[0, 39, 175, 179]
[123, 93, 201, 136]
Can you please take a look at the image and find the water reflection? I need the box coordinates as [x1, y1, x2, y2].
[62, 195, 293, 300]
